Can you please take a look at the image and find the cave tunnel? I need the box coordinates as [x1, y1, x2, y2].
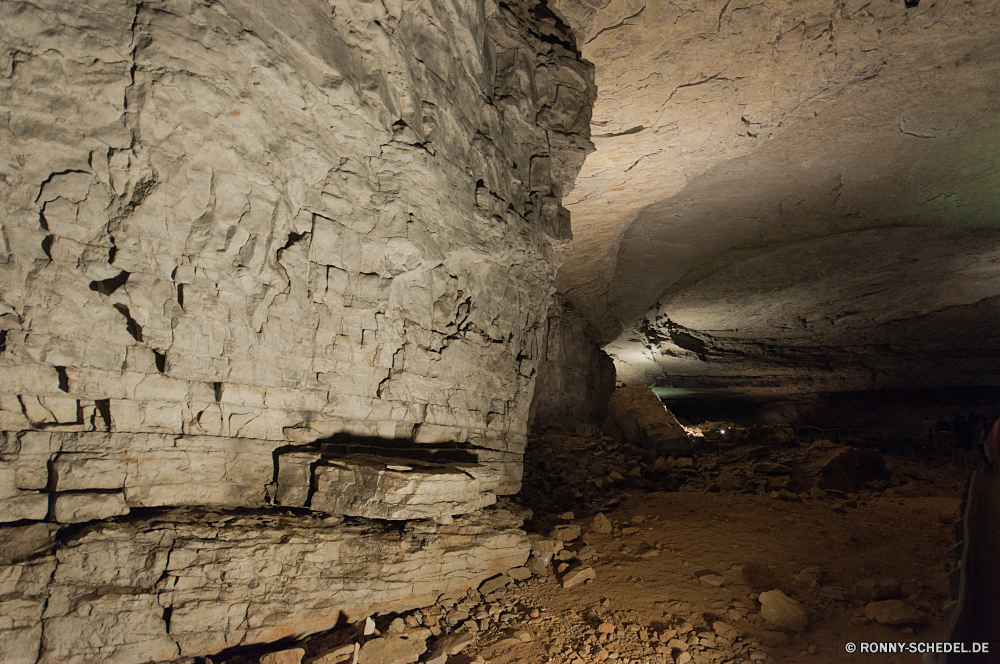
[1, 0, 999, 663]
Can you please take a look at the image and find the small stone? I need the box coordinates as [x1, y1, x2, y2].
[479, 574, 512, 595]
[357, 633, 428, 664]
[526, 554, 550, 576]
[364, 617, 376, 636]
[388, 617, 406, 633]
[864, 600, 925, 625]
[713, 622, 739, 641]
[313, 643, 357, 664]
[698, 573, 725, 587]
[260, 648, 305, 664]
[508, 566, 531, 581]
[430, 631, 476, 656]
[530, 536, 564, 555]
[561, 566, 596, 589]
[631, 515, 645, 523]
[550, 525, 580, 542]
[666, 638, 688, 651]
[758, 590, 808, 632]
[598, 622, 616, 634]
[558, 511, 575, 520]
[590, 512, 613, 534]
[516, 630, 533, 642]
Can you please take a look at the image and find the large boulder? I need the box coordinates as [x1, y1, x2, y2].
[792, 440, 888, 493]
[603, 385, 693, 456]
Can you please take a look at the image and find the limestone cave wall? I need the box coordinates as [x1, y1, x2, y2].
[529, 294, 615, 432]
[0, 0, 595, 661]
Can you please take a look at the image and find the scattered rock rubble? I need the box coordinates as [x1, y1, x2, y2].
[211, 564, 783, 664]
[202, 406, 950, 664]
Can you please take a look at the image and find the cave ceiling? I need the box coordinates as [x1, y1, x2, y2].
[546, 0, 1000, 397]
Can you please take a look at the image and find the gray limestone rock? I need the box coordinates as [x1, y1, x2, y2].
[604, 386, 693, 456]
[589, 512, 612, 534]
[561, 566, 596, 589]
[52, 492, 129, 523]
[357, 632, 427, 664]
[0, 0, 595, 658]
[260, 649, 305, 664]
[1, 507, 528, 664]
[525, 554, 550, 577]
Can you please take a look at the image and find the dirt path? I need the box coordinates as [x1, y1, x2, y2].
[467, 458, 965, 664]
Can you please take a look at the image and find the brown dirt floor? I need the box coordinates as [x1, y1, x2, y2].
[463, 454, 970, 664]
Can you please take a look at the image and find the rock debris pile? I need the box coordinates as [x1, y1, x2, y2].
[520, 420, 896, 529]
[208, 567, 779, 664]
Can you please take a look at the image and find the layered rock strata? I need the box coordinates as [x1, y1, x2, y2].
[0, 0, 595, 660]
[545, 0, 1000, 400]
[1, 507, 529, 664]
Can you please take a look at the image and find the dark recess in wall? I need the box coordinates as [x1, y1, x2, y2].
[663, 386, 1000, 431]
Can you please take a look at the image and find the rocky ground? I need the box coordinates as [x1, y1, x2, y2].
[205, 423, 968, 664]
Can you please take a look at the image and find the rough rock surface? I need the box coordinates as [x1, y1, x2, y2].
[0, 0, 595, 660]
[0, 506, 529, 664]
[758, 590, 809, 633]
[546, 0, 1000, 400]
[603, 385, 693, 456]
[529, 295, 616, 432]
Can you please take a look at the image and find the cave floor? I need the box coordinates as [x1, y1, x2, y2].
[464, 454, 968, 664]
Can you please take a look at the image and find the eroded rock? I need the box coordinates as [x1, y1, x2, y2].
[604, 386, 693, 456]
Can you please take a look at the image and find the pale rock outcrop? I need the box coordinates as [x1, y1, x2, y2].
[603, 385, 693, 456]
[0, 0, 595, 660]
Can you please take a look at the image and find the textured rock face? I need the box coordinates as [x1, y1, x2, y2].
[529, 295, 615, 431]
[0, 0, 594, 660]
[1, 507, 529, 664]
[545, 0, 1000, 399]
